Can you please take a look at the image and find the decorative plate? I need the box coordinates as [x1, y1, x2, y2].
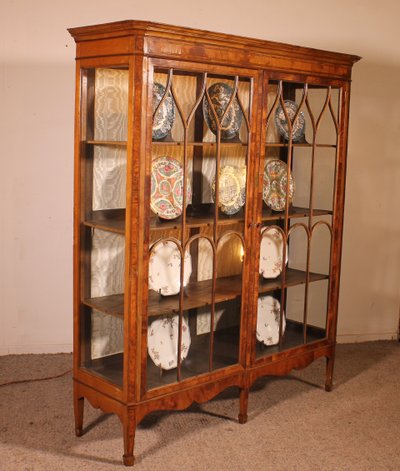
[256, 295, 286, 346]
[259, 227, 288, 279]
[274, 100, 305, 142]
[149, 240, 192, 296]
[147, 314, 191, 370]
[211, 165, 246, 215]
[263, 159, 295, 211]
[151, 156, 191, 220]
[203, 82, 243, 140]
[152, 82, 175, 140]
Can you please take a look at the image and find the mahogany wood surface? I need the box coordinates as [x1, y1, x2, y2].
[69, 20, 359, 466]
[82, 268, 328, 319]
[83, 206, 332, 235]
[68, 20, 360, 79]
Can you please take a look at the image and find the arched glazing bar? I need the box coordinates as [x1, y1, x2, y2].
[148, 65, 253, 387]
[259, 78, 341, 353]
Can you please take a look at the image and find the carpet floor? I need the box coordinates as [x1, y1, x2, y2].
[0, 341, 399, 470]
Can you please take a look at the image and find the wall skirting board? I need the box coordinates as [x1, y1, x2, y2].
[1, 333, 398, 355]
[336, 332, 398, 343]
[0, 344, 72, 356]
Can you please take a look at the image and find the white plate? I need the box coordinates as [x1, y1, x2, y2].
[256, 295, 285, 346]
[147, 315, 191, 370]
[149, 241, 192, 296]
[259, 227, 288, 279]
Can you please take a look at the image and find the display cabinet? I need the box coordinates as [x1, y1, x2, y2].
[68, 20, 360, 466]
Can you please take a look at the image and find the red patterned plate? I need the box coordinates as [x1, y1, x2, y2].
[151, 156, 191, 220]
[263, 159, 294, 211]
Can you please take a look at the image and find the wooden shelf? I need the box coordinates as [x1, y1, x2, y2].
[83, 294, 124, 318]
[255, 320, 326, 357]
[83, 209, 125, 235]
[82, 207, 331, 235]
[266, 142, 336, 148]
[149, 209, 245, 230]
[152, 141, 248, 147]
[87, 140, 127, 147]
[86, 140, 249, 148]
[84, 219, 125, 234]
[83, 353, 123, 387]
[83, 206, 332, 234]
[82, 268, 328, 319]
[258, 268, 328, 295]
[261, 207, 332, 222]
[150, 207, 332, 231]
[85, 140, 335, 149]
[148, 275, 243, 317]
[147, 327, 239, 390]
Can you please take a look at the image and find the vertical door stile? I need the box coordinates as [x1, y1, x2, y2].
[74, 62, 85, 372]
[125, 55, 138, 403]
[327, 82, 350, 342]
[324, 85, 341, 337]
[250, 70, 269, 366]
[139, 56, 153, 399]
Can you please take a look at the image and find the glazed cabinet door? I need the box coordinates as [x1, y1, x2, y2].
[140, 60, 259, 394]
[74, 59, 133, 392]
[251, 75, 348, 362]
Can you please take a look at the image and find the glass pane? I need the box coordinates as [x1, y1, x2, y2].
[256, 79, 340, 358]
[146, 67, 252, 390]
[78, 67, 128, 386]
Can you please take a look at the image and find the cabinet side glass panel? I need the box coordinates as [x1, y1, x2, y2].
[146, 68, 251, 390]
[256, 80, 340, 358]
[78, 67, 128, 386]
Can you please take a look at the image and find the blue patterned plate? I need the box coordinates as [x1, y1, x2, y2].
[275, 100, 305, 142]
[203, 82, 243, 140]
[152, 82, 175, 140]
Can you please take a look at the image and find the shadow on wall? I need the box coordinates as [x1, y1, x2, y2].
[338, 60, 400, 340]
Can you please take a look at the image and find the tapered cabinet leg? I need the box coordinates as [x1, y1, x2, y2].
[73, 383, 84, 437]
[122, 407, 136, 467]
[325, 355, 335, 392]
[238, 388, 249, 424]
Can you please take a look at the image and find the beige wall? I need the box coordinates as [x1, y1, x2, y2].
[1, 0, 399, 354]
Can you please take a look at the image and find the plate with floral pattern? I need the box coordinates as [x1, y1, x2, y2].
[151, 156, 191, 220]
[147, 314, 191, 370]
[263, 159, 294, 211]
[274, 100, 305, 142]
[211, 165, 246, 215]
[149, 240, 192, 296]
[256, 295, 286, 346]
[259, 227, 288, 279]
[203, 82, 243, 140]
[152, 82, 175, 140]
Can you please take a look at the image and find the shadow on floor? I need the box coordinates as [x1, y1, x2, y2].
[0, 341, 397, 468]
